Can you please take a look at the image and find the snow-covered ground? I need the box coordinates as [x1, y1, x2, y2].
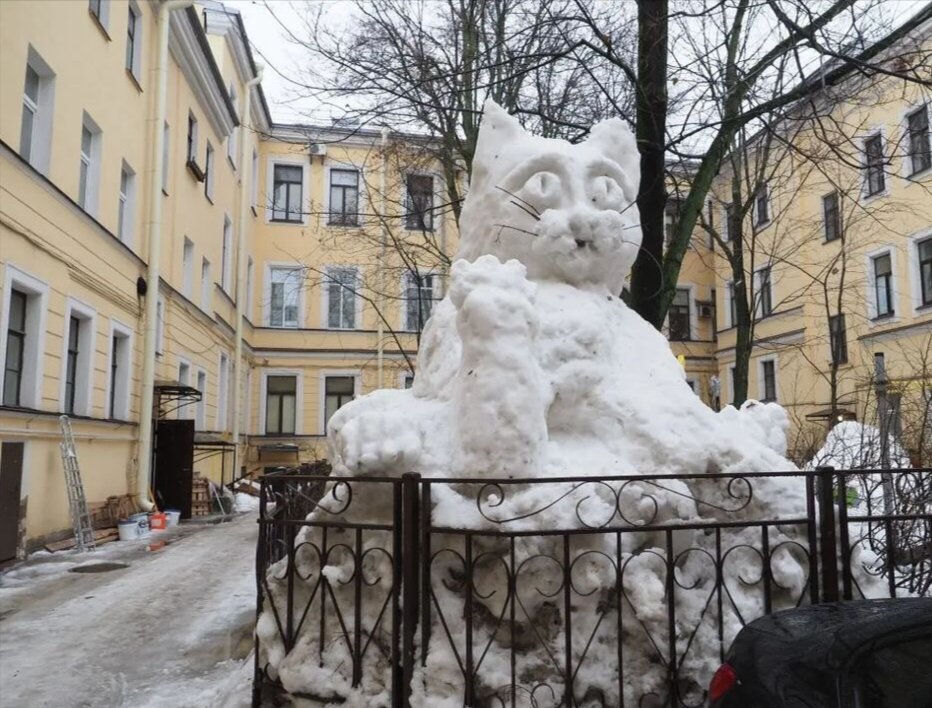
[0, 514, 257, 707]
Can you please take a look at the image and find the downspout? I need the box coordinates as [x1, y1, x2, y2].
[232, 66, 264, 476]
[136, 0, 195, 511]
[376, 127, 389, 388]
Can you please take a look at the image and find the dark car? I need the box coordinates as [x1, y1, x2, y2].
[708, 598, 932, 708]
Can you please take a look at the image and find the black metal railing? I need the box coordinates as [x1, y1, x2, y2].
[252, 467, 932, 708]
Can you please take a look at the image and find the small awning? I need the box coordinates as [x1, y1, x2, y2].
[806, 407, 857, 421]
[257, 443, 301, 460]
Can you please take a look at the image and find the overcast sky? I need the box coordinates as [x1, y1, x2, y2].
[226, 0, 930, 126]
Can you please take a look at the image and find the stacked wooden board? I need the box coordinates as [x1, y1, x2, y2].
[191, 477, 211, 517]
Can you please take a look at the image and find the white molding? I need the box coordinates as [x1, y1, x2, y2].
[105, 318, 133, 420]
[58, 297, 97, 417]
[321, 264, 362, 330]
[318, 369, 360, 435]
[168, 11, 235, 139]
[264, 155, 310, 225]
[259, 368, 304, 435]
[0, 264, 49, 410]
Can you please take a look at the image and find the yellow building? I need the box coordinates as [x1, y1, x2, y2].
[0, 0, 452, 556]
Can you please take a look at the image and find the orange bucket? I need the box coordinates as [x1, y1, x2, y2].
[149, 512, 168, 532]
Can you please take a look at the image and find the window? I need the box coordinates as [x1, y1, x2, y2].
[20, 49, 54, 173]
[729, 365, 736, 406]
[872, 253, 894, 317]
[61, 303, 95, 416]
[907, 105, 931, 176]
[329, 169, 359, 225]
[78, 114, 101, 214]
[117, 162, 135, 244]
[761, 360, 777, 402]
[664, 198, 681, 245]
[272, 164, 303, 222]
[405, 175, 434, 230]
[727, 281, 737, 328]
[182, 237, 194, 299]
[186, 113, 198, 162]
[326, 267, 358, 329]
[823, 191, 841, 242]
[107, 324, 131, 420]
[269, 267, 301, 328]
[125, 2, 141, 79]
[265, 375, 296, 434]
[178, 361, 190, 418]
[723, 203, 735, 241]
[757, 266, 773, 317]
[221, 217, 232, 293]
[918, 238, 932, 307]
[668, 288, 691, 341]
[201, 258, 211, 311]
[195, 370, 207, 429]
[227, 83, 238, 165]
[864, 133, 885, 196]
[205, 142, 215, 200]
[3, 291, 28, 407]
[217, 353, 229, 431]
[89, 0, 108, 28]
[161, 122, 170, 192]
[324, 376, 355, 428]
[404, 273, 437, 331]
[829, 314, 848, 365]
[754, 185, 769, 226]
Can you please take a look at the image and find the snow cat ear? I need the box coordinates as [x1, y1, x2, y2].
[586, 118, 640, 196]
[471, 100, 526, 191]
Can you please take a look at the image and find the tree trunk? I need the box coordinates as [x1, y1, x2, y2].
[629, 0, 668, 328]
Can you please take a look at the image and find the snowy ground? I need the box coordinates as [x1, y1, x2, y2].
[0, 513, 257, 707]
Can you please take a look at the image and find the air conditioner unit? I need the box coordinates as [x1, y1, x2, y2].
[308, 143, 327, 157]
[698, 303, 715, 319]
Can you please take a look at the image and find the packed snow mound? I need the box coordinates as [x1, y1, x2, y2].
[807, 420, 911, 470]
[260, 100, 810, 706]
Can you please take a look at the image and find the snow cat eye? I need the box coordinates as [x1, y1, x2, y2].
[517, 170, 562, 210]
[589, 174, 626, 211]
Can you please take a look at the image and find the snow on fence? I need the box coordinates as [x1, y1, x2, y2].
[252, 468, 932, 708]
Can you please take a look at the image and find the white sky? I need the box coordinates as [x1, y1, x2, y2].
[226, 0, 930, 127]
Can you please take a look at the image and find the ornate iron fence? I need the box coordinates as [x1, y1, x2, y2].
[252, 467, 932, 708]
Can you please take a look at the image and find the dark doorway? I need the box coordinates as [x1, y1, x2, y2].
[0, 442, 25, 563]
[154, 419, 195, 519]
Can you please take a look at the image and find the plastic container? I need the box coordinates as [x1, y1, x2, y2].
[149, 511, 168, 532]
[130, 512, 149, 537]
[117, 519, 138, 542]
[164, 509, 181, 527]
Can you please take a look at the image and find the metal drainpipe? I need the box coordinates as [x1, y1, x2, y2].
[231, 67, 264, 479]
[136, 0, 195, 512]
[376, 127, 389, 388]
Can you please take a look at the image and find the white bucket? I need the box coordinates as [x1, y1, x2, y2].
[165, 509, 181, 527]
[117, 520, 138, 541]
[130, 512, 149, 537]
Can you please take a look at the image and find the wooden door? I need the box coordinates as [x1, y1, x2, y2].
[0, 442, 25, 563]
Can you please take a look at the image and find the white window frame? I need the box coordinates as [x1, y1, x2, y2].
[907, 227, 932, 312]
[265, 156, 310, 225]
[260, 369, 303, 436]
[322, 265, 362, 330]
[217, 351, 230, 431]
[78, 112, 102, 216]
[0, 264, 49, 409]
[318, 370, 360, 435]
[105, 318, 132, 420]
[59, 298, 97, 417]
[195, 368, 207, 430]
[118, 160, 136, 245]
[757, 355, 778, 403]
[400, 271, 442, 332]
[20, 47, 55, 175]
[88, 0, 111, 31]
[221, 216, 233, 293]
[182, 237, 195, 299]
[865, 247, 898, 321]
[125, 1, 143, 80]
[201, 258, 212, 312]
[264, 263, 304, 328]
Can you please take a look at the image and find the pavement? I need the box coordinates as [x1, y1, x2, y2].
[0, 513, 258, 707]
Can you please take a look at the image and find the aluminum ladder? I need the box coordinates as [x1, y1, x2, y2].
[59, 415, 96, 551]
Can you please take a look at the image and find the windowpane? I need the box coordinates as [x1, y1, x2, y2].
[329, 169, 360, 225]
[762, 361, 776, 402]
[874, 254, 893, 316]
[758, 267, 772, 317]
[4, 290, 27, 407]
[65, 316, 80, 414]
[829, 314, 848, 365]
[327, 268, 356, 328]
[668, 288, 691, 341]
[324, 376, 355, 427]
[125, 7, 136, 72]
[865, 134, 885, 195]
[908, 106, 931, 175]
[20, 104, 35, 162]
[272, 165, 303, 222]
[406, 175, 434, 230]
[24, 65, 39, 103]
[270, 268, 300, 328]
[823, 192, 841, 241]
[755, 187, 769, 225]
[919, 238, 932, 306]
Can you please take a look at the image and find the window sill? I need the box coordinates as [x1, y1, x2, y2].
[862, 189, 888, 204]
[125, 68, 143, 93]
[915, 302, 932, 313]
[267, 324, 300, 330]
[89, 10, 111, 41]
[227, 155, 237, 171]
[822, 236, 842, 245]
[186, 159, 205, 182]
[162, 187, 169, 197]
[327, 221, 362, 229]
[251, 206, 258, 218]
[269, 218, 305, 225]
[906, 164, 932, 181]
[205, 193, 214, 205]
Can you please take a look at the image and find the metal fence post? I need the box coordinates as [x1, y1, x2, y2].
[401, 473, 421, 707]
[817, 466, 840, 602]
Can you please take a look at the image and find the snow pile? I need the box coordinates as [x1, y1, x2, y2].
[258, 101, 812, 705]
[234, 492, 260, 512]
[807, 420, 911, 470]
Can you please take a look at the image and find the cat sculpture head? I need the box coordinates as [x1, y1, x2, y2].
[457, 101, 641, 292]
